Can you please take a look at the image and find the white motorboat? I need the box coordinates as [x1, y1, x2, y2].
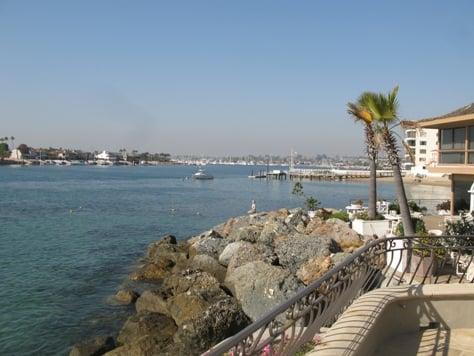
[193, 169, 214, 180]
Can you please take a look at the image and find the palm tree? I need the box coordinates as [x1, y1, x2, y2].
[365, 86, 415, 236]
[347, 93, 379, 220]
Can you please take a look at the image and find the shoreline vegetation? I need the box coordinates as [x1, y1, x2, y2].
[70, 208, 365, 356]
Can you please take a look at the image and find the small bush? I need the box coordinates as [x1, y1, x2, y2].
[329, 211, 350, 222]
[354, 211, 385, 220]
[395, 217, 426, 236]
[436, 200, 450, 211]
[388, 201, 426, 214]
[413, 233, 446, 258]
[305, 196, 320, 211]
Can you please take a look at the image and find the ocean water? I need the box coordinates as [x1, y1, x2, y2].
[0, 165, 397, 355]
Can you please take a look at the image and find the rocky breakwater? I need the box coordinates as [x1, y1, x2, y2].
[71, 208, 364, 356]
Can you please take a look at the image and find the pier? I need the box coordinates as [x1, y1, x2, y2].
[288, 168, 400, 181]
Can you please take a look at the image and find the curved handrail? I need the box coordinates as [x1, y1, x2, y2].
[204, 235, 474, 355]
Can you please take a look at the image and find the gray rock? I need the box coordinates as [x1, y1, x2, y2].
[173, 297, 250, 355]
[285, 208, 307, 227]
[191, 254, 227, 282]
[274, 234, 338, 272]
[70, 336, 115, 356]
[218, 241, 246, 267]
[228, 225, 263, 243]
[226, 242, 274, 275]
[117, 312, 176, 346]
[258, 217, 291, 245]
[188, 231, 228, 259]
[162, 270, 225, 303]
[114, 289, 139, 305]
[225, 261, 302, 321]
[135, 290, 169, 315]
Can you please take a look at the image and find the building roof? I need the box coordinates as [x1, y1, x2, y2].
[402, 102, 474, 129]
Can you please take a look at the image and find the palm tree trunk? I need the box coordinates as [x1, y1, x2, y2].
[381, 126, 415, 235]
[365, 125, 377, 220]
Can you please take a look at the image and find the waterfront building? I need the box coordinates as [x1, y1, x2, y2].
[412, 102, 474, 214]
[401, 121, 438, 171]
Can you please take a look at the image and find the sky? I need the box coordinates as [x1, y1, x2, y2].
[1, 0, 474, 156]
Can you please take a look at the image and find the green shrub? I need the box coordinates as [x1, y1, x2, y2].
[395, 217, 426, 236]
[389, 201, 427, 214]
[354, 211, 385, 220]
[305, 196, 320, 211]
[413, 233, 446, 258]
[329, 211, 350, 222]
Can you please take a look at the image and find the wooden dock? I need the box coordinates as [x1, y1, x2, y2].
[289, 168, 400, 181]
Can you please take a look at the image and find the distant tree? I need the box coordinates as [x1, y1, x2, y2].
[10, 136, 15, 149]
[17, 144, 29, 154]
[0, 142, 9, 158]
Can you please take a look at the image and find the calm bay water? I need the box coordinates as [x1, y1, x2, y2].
[0, 165, 398, 355]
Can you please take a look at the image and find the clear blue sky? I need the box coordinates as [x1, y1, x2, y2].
[1, 0, 474, 156]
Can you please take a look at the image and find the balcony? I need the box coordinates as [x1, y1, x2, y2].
[204, 236, 474, 356]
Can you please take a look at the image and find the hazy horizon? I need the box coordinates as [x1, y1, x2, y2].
[1, 1, 474, 156]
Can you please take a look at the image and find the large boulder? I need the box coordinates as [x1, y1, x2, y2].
[284, 208, 308, 228]
[173, 297, 251, 355]
[145, 235, 177, 260]
[116, 312, 177, 346]
[305, 218, 363, 251]
[274, 234, 339, 272]
[296, 256, 334, 285]
[135, 290, 169, 315]
[226, 242, 276, 275]
[114, 289, 139, 305]
[162, 270, 223, 298]
[167, 293, 212, 326]
[70, 336, 115, 356]
[188, 230, 228, 259]
[105, 336, 177, 356]
[130, 260, 173, 281]
[218, 241, 246, 267]
[258, 217, 291, 245]
[191, 254, 227, 282]
[227, 225, 263, 243]
[163, 271, 228, 325]
[225, 261, 302, 321]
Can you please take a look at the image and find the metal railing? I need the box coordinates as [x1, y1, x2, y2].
[204, 235, 474, 356]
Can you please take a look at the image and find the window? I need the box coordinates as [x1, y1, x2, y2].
[419, 149, 426, 154]
[441, 128, 465, 150]
[420, 141, 427, 146]
[406, 131, 416, 138]
[469, 126, 474, 149]
[406, 139, 416, 147]
[419, 157, 426, 162]
[440, 152, 465, 164]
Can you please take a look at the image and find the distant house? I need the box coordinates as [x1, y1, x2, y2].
[10, 149, 24, 160]
[412, 102, 474, 214]
[10, 147, 38, 160]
